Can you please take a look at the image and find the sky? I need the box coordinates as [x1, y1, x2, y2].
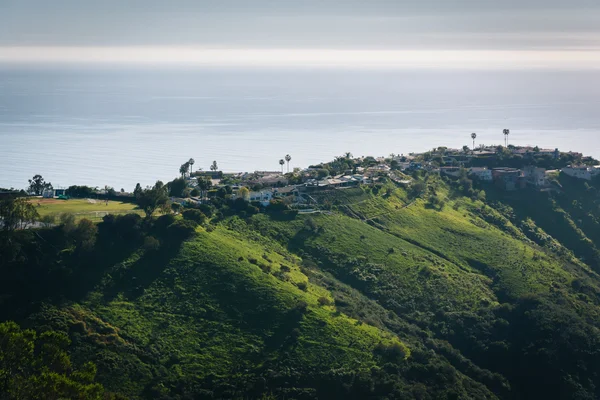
[0, 0, 599, 68]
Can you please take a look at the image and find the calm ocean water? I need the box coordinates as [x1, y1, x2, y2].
[1, 67, 599, 190]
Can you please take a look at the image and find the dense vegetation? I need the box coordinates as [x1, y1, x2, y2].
[2, 170, 600, 399]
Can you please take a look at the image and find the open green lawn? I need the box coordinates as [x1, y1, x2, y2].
[31, 198, 143, 221]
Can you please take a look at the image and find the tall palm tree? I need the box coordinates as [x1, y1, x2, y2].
[471, 133, 477, 150]
[279, 159, 285, 173]
[285, 154, 292, 173]
[503, 129, 510, 147]
[210, 161, 218, 172]
[179, 163, 189, 178]
[188, 158, 195, 175]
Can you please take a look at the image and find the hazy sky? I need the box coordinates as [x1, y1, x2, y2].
[1, 0, 599, 68]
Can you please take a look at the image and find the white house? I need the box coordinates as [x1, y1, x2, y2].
[248, 190, 273, 207]
[561, 165, 600, 181]
[469, 167, 493, 182]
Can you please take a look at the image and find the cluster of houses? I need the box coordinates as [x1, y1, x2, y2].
[440, 164, 600, 191]
[169, 146, 599, 207]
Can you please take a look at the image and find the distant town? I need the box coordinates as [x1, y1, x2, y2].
[3, 142, 599, 214]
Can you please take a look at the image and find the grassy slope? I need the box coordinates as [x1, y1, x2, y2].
[31, 198, 142, 221]
[33, 223, 412, 398]
[249, 182, 600, 398]
[22, 179, 600, 399]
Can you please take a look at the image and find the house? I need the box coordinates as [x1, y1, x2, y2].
[469, 167, 493, 182]
[561, 165, 600, 181]
[523, 166, 548, 187]
[439, 167, 461, 178]
[492, 168, 524, 191]
[248, 190, 273, 207]
[368, 164, 391, 173]
[273, 185, 300, 198]
[42, 189, 55, 198]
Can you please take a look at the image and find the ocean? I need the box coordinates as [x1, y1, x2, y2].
[1, 67, 599, 191]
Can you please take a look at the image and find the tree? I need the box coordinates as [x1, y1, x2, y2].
[28, 174, 52, 196]
[179, 162, 190, 178]
[463, 145, 470, 154]
[168, 178, 187, 198]
[279, 159, 285, 173]
[471, 133, 477, 150]
[237, 186, 250, 201]
[182, 209, 207, 224]
[0, 197, 39, 231]
[0, 321, 104, 399]
[503, 128, 510, 147]
[344, 152, 353, 159]
[188, 158, 195, 175]
[136, 181, 170, 219]
[197, 177, 212, 198]
[134, 183, 143, 199]
[210, 161, 218, 173]
[285, 154, 292, 173]
[74, 218, 98, 250]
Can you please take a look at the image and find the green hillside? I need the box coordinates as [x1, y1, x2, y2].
[2, 172, 600, 399]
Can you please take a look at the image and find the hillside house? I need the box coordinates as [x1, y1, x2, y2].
[561, 165, 600, 181]
[469, 167, 493, 182]
[439, 167, 461, 178]
[492, 168, 524, 191]
[523, 166, 548, 187]
[248, 190, 273, 206]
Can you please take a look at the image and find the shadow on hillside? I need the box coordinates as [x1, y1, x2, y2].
[101, 241, 185, 302]
[288, 228, 314, 252]
[265, 210, 299, 222]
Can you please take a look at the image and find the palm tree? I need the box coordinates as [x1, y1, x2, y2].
[503, 129, 510, 147]
[285, 154, 292, 173]
[344, 152, 353, 159]
[188, 158, 195, 175]
[279, 159, 285, 173]
[210, 161, 218, 173]
[179, 163, 189, 178]
[471, 133, 477, 150]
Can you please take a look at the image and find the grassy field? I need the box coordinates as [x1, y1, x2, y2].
[31, 198, 143, 221]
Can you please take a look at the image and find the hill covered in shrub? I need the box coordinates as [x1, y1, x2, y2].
[2, 171, 600, 399]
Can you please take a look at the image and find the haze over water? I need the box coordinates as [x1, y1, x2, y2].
[1, 67, 599, 191]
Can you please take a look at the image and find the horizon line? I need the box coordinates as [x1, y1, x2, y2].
[1, 46, 600, 70]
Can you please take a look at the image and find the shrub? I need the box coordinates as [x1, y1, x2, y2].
[273, 271, 289, 281]
[266, 199, 289, 213]
[374, 341, 410, 363]
[296, 281, 308, 291]
[260, 264, 272, 274]
[182, 209, 207, 224]
[280, 265, 291, 272]
[59, 213, 76, 232]
[154, 214, 176, 231]
[143, 236, 161, 251]
[197, 204, 214, 217]
[40, 213, 57, 228]
[74, 218, 97, 250]
[318, 296, 332, 306]
[167, 219, 198, 240]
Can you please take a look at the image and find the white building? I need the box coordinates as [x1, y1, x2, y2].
[248, 190, 273, 207]
[468, 167, 493, 182]
[561, 165, 600, 181]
